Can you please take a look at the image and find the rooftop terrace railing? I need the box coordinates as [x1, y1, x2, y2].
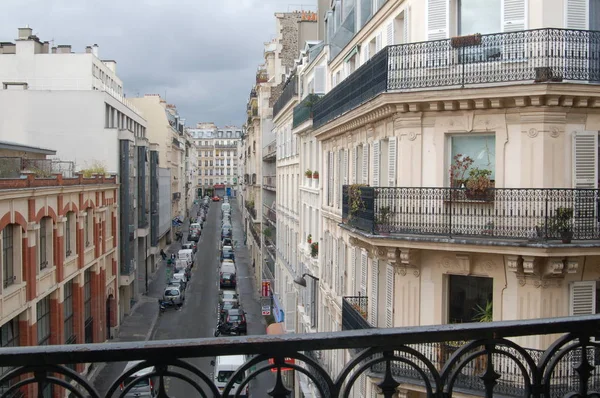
[1, 315, 600, 397]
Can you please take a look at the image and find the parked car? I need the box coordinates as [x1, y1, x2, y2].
[221, 227, 232, 239]
[219, 272, 236, 288]
[221, 237, 233, 249]
[163, 286, 184, 306]
[221, 246, 235, 262]
[167, 278, 186, 292]
[120, 361, 158, 398]
[212, 196, 221, 202]
[219, 289, 239, 302]
[219, 308, 247, 335]
[181, 242, 197, 254]
[188, 230, 200, 242]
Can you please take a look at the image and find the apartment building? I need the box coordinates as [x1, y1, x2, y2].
[0, 27, 154, 316]
[0, 142, 118, 398]
[130, 95, 197, 251]
[278, 0, 600, 397]
[188, 123, 242, 197]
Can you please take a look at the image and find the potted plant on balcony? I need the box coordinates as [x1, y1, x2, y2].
[472, 300, 493, 373]
[375, 206, 392, 233]
[305, 169, 313, 178]
[312, 171, 319, 179]
[449, 154, 473, 188]
[307, 234, 312, 244]
[465, 167, 494, 201]
[310, 242, 318, 258]
[348, 184, 367, 221]
[546, 206, 574, 243]
[263, 227, 272, 238]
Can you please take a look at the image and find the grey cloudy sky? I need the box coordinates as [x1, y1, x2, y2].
[1, 0, 315, 127]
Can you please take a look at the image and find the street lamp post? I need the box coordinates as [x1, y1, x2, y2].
[294, 273, 319, 330]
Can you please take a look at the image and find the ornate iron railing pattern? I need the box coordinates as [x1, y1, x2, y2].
[273, 77, 298, 118]
[292, 94, 323, 128]
[342, 296, 371, 331]
[313, 28, 600, 129]
[1, 316, 600, 397]
[342, 186, 600, 241]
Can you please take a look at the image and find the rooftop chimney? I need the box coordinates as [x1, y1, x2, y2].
[57, 45, 71, 54]
[42, 41, 49, 53]
[92, 44, 99, 58]
[85, 46, 92, 54]
[51, 47, 57, 54]
[18, 27, 32, 40]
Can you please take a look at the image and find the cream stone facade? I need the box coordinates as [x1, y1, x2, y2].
[267, 0, 600, 397]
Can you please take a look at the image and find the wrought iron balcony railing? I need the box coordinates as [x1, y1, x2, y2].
[342, 185, 600, 241]
[263, 175, 276, 190]
[263, 204, 277, 226]
[248, 222, 261, 248]
[273, 77, 298, 118]
[2, 315, 600, 397]
[292, 94, 323, 129]
[342, 296, 371, 331]
[313, 28, 600, 129]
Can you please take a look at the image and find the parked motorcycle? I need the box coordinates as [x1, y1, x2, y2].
[175, 231, 183, 241]
[158, 298, 178, 314]
[214, 322, 241, 337]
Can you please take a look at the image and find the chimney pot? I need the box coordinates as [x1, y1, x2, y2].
[92, 44, 99, 58]
[18, 27, 33, 40]
[85, 46, 92, 54]
[51, 47, 57, 54]
[42, 41, 49, 53]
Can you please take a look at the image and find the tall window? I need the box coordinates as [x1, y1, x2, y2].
[84, 271, 93, 344]
[2, 225, 14, 288]
[39, 217, 50, 270]
[458, 0, 501, 35]
[0, 317, 19, 395]
[65, 212, 74, 257]
[85, 209, 92, 247]
[450, 134, 496, 181]
[37, 296, 51, 346]
[64, 280, 75, 344]
[448, 275, 493, 324]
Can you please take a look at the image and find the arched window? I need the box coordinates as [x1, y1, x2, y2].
[64, 211, 75, 257]
[39, 217, 52, 270]
[2, 224, 15, 288]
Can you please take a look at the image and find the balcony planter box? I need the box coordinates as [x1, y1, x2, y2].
[305, 170, 313, 178]
[450, 34, 482, 48]
[312, 171, 319, 179]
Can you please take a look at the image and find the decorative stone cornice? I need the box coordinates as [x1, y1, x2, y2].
[349, 236, 372, 254]
[504, 255, 579, 288]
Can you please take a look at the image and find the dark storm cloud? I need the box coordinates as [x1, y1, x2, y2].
[0, 0, 304, 126]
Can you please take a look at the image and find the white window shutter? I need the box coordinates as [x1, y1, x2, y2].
[373, 140, 380, 186]
[328, 151, 334, 206]
[332, 238, 338, 288]
[427, 0, 449, 40]
[351, 247, 357, 294]
[285, 291, 297, 332]
[573, 131, 598, 189]
[339, 243, 346, 296]
[364, 44, 370, 63]
[369, 259, 378, 326]
[314, 66, 326, 93]
[388, 137, 397, 187]
[360, 250, 367, 296]
[343, 149, 349, 185]
[502, 0, 526, 32]
[385, 264, 394, 328]
[570, 281, 596, 315]
[332, 73, 338, 87]
[352, 146, 358, 183]
[403, 8, 410, 43]
[565, 0, 589, 30]
[362, 144, 370, 184]
[375, 33, 382, 53]
[386, 22, 394, 46]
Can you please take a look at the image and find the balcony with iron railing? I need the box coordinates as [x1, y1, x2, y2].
[263, 204, 276, 227]
[245, 201, 257, 220]
[342, 185, 600, 244]
[263, 175, 276, 191]
[263, 140, 276, 161]
[248, 221, 261, 248]
[292, 94, 323, 129]
[273, 77, 298, 118]
[2, 315, 600, 397]
[342, 296, 371, 331]
[313, 28, 600, 129]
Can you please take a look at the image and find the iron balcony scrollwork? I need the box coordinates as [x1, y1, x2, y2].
[313, 28, 600, 129]
[1, 315, 600, 397]
[342, 186, 600, 241]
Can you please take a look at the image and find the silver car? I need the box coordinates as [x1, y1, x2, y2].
[163, 286, 184, 306]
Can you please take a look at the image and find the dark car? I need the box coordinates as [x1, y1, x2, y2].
[221, 227, 232, 239]
[188, 230, 200, 242]
[219, 299, 240, 317]
[219, 272, 236, 288]
[220, 308, 247, 335]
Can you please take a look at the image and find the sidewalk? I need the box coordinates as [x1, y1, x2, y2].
[89, 206, 196, 390]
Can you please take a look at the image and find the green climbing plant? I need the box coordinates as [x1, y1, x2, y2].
[348, 184, 367, 220]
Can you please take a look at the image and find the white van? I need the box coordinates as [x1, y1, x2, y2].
[178, 249, 194, 266]
[210, 355, 248, 397]
[120, 361, 158, 397]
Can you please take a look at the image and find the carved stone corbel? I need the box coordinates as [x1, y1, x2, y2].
[398, 249, 421, 277]
[349, 236, 372, 254]
[455, 254, 472, 275]
[505, 255, 571, 288]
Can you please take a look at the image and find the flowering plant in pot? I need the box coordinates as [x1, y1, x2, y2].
[465, 167, 494, 201]
[305, 169, 313, 178]
[312, 171, 319, 179]
[307, 234, 312, 244]
[310, 242, 318, 258]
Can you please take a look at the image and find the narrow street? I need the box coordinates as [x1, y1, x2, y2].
[94, 198, 273, 397]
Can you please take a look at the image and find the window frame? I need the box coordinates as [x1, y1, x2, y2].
[448, 133, 497, 185]
[2, 225, 14, 289]
[64, 280, 75, 344]
[37, 296, 51, 346]
[85, 210, 93, 247]
[84, 271, 93, 344]
[39, 217, 51, 270]
[447, 274, 493, 324]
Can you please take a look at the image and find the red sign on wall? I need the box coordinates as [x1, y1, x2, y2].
[262, 280, 271, 297]
[269, 357, 295, 372]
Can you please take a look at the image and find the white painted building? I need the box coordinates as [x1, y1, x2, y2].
[0, 27, 152, 318]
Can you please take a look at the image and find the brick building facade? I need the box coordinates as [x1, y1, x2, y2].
[0, 171, 119, 397]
